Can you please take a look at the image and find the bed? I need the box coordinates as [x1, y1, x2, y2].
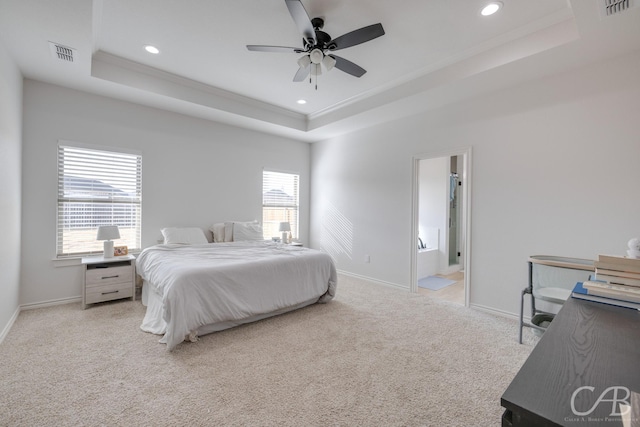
[137, 227, 337, 351]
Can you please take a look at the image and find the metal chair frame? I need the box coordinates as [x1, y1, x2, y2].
[519, 255, 594, 344]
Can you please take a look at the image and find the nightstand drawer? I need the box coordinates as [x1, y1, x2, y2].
[85, 282, 134, 304]
[85, 265, 133, 287]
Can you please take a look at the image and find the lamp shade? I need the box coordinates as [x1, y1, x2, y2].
[96, 225, 120, 241]
[309, 49, 323, 64]
[322, 55, 336, 71]
[297, 55, 311, 68]
[279, 222, 291, 232]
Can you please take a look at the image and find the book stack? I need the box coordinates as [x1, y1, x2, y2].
[595, 254, 640, 286]
[571, 255, 640, 310]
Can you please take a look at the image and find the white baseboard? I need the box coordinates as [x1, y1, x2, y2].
[470, 303, 522, 321]
[1, 296, 84, 345]
[337, 270, 408, 291]
[20, 296, 81, 311]
[0, 306, 20, 345]
[338, 272, 530, 325]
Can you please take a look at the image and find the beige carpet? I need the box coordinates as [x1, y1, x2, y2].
[0, 274, 537, 426]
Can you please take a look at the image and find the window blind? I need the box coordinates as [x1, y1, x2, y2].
[57, 144, 142, 257]
[262, 170, 299, 241]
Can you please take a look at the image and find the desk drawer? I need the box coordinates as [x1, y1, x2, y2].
[85, 282, 133, 304]
[86, 265, 133, 287]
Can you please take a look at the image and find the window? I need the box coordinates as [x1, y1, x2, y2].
[262, 170, 299, 241]
[57, 143, 142, 257]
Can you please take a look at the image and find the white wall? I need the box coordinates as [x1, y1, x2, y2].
[310, 49, 640, 316]
[0, 40, 23, 339]
[20, 80, 310, 306]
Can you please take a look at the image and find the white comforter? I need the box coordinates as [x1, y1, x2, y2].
[136, 241, 337, 350]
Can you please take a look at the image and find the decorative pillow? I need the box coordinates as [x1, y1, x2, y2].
[161, 227, 208, 245]
[223, 222, 234, 242]
[209, 223, 226, 243]
[233, 221, 264, 242]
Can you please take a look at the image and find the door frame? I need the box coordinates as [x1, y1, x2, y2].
[410, 146, 472, 306]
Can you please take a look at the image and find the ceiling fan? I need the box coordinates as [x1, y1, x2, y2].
[247, 0, 385, 84]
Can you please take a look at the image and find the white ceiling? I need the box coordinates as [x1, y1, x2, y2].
[1, 0, 639, 141]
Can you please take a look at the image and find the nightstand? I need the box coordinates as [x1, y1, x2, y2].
[81, 254, 136, 309]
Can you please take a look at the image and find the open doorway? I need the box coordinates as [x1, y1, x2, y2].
[410, 148, 472, 306]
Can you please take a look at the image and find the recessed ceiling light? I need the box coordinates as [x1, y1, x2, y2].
[480, 2, 502, 16]
[297, 99, 307, 105]
[144, 45, 160, 54]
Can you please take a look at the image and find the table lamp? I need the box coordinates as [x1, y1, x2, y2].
[279, 222, 291, 244]
[97, 225, 120, 257]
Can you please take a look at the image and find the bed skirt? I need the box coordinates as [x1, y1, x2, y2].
[140, 280, 325, 345]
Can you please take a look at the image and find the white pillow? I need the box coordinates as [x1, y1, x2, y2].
[223, 222, 234, 242]
[232, 221, 264, 242]
[161, 227, 208, 245]
[209, 223, 226, 243]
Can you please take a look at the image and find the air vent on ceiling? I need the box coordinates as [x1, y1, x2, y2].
[601, 0, 634, 16]
[49, 41, 77, 63]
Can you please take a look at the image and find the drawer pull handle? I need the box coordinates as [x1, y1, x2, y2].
[101, 275, 119, 280]
[101, 290, 119, 295]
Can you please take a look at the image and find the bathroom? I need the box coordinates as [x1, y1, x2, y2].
[416, 155, 465, 303]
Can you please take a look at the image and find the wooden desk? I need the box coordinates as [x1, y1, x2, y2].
[502, 297, 640, 426]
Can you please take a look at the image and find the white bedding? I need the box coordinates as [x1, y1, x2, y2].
[136, 241, 337, 350]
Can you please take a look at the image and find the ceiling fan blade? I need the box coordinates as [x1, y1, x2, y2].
[329, 23, 385, 51]
[247, 45, 303, 53]
[293, 64, 311, 82]
[330, 55, 366, 78]
[285, 0, 317, 46]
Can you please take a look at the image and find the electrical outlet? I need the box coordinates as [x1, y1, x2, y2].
[365, 254, 370, 264]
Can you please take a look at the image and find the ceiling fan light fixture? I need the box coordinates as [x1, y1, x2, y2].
[480, 2, 503, 16]
[322, 55, 336, 71]
[309, 48, 323, 64]
[297, 55, 311, 68]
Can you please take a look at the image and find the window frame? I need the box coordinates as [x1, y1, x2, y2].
[262, 169, 300, 242]
[56, 141, 142, 258]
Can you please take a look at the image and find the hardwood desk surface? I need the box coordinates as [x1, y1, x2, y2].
[501, 297, 640, 426]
